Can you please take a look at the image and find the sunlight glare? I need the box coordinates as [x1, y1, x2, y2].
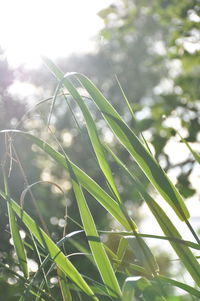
[0, 0, 105, 68]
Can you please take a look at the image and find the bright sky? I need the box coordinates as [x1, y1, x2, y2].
[0, 0, 108, 68]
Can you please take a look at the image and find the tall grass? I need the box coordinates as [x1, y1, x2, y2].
[0, 57, 200, 300]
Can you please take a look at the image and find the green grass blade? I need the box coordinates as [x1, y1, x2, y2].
[74, 73, 189, 221]
[7, 203, 29, 278]
[3, 169, 29, 279]
[143, 194, 200, 286]
[99, 231, 200, 250]
[57, 268, 72, 301]
[156, 275, 200, 298]
[114, 237, 128, 271]
[43, 56, 120, 202]
[178, 132, 200, 165]
[125, 236, 159, 275]
[0, 190, 99, 301]
[122, 277, 136, 301]
[1, 129, 136, 231]
[42, 57, 190, 221]
[104, 145, 200, 285]
[105, 252, 200, 299]
[115, 75, 152, 154]
[55, 77, 121, 202]
[115, 75, 136, 120]
[0, 262, 56, 301]
[66, 158, 122, 298]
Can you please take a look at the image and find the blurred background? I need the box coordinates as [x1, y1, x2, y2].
[0, 0, 200, 300]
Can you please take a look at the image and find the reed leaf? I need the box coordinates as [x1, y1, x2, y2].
[104, 144, 200, 286]
[1, 129, 136, 231]
[2, 169, 29, 279]
[66, 157, 122, 298]
[0, 190, 99, 301]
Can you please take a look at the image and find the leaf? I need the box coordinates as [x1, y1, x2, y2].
[74, 72, 190, 222]
[144, 195, 200, 286]
[104, 144, 200, 286]
[66, 157, 122, 298]
[3, 169, 29, 279]
[125, 236, 159, 275]
[115, 75, 152, 153]
[178, 132, 200, 165]
[41, 57, 190, 221]
[0, 190, 99, 301]
[55, 76, 121, 202]
[57, 268, 72, 301]
[122, 276, 139, 301]
[1, 129, 136, 232]
[157, 275, 200, 299]
[100, 230, 200, 250]
[114, 236, 128, 271]
[122, 277, 166, 301]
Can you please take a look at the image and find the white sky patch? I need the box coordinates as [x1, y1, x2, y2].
[0, 0, 108, 68]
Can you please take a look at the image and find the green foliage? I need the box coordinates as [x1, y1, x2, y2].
[0, 1, 200, 300]
[0, 58, 200, 300]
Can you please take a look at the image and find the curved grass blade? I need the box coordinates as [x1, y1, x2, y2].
[66, 158, 122, 298]
[115, 75, 152, 154]
[26, 231, 85, 301]
[144, 195, 200, 286]
[57, 268, 72, 301]
[53, 78, 121, 203]
[0, 262, 56, 301]
[114, 236, 128, 271]
[42, 56, 190, 221]
[0, 129, 136, 231]
[106, 251, 200, 299]
[99, 231, 200, 251]
[122, 276, 138, 301]
[120, 263, 200, 298]
[125, 236, 159, 275]
[0, 190, 99, 301]
[73, 73, 190, 222]
[104, 145, 200, 286]
[122, 277, 167, 301]
[178, 132, 200, 165]
[156, 275, 200, 298]
[2, 169, 29, 279]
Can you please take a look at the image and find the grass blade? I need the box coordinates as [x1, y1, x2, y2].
[114, 236, 128, 271]
[156, 275, 200, 298]
[2, 168, 29, 279]
[115, 75, 152, 154]
[57, 268, 72, 301]
[1, 129, 136, 231]
[66, 157, 122, 298]
[143, 194, 200, 286]
[122, 276, 137, 301]
[73, 72, 190, 222]
[125, 236, 159, 275]
[178, 132, 200, 165]
[41, 56, 189, 221]
[0, 190, 99, 300]
[104, 145, 200, 285]
[99, 231, 200, 250]
[54, 77, 121, 202]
